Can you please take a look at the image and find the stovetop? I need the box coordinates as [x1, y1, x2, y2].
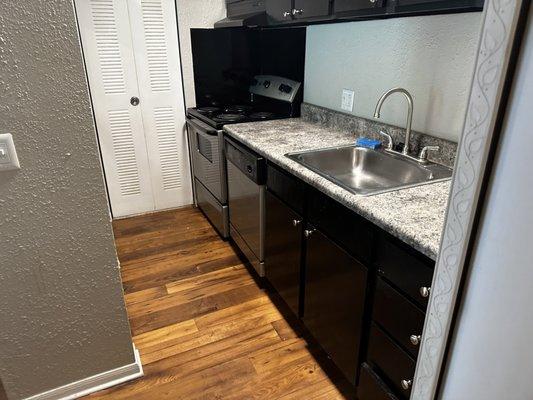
[187, 104, 286, 130]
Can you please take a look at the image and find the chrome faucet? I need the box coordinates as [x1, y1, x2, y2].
[373, 88, 413, 156]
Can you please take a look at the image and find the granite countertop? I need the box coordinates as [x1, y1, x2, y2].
[223, 118, 451, 260]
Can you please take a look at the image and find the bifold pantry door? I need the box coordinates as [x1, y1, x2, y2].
[75, 0, 192, 218]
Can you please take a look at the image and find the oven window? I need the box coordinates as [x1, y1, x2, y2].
[197, 132, 213, 163]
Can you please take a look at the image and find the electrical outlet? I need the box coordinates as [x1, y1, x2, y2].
[341, 89, 355, 112]
[0, 133, 20, 171]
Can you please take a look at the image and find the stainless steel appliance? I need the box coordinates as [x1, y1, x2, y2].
[186, 75, 301, 239]
[225, 136, 267, 276]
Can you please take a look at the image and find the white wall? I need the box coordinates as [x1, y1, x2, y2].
[304, 13, 482, 142]
[441, 8, 533, 399]
[176, 0, 226, 108]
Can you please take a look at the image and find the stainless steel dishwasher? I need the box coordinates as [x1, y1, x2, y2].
[225, 136, 267, 277]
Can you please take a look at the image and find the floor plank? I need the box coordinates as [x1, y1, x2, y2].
[85, 207, 352, 399]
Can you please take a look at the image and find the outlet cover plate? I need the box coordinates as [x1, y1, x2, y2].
[0, 133, 21, 171]
[341, 89, 355, 112]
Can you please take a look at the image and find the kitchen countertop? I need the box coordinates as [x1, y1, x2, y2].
[223, 118, 451, 260]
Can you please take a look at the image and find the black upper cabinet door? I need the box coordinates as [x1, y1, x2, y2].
[394, 0, 484, 14]
[334, 0, 386, 15]
[303, 226, 368, 384]
[265, 191, 303, 316]
[265, 0, 294, 22]
[293, 0, 331, 19]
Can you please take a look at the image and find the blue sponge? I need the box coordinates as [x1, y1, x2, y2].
[355, 137, 382, 150]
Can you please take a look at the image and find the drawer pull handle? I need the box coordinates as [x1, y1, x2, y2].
[304, 229, 315, 238]
[401, 379, 412, 390]
[410, 334, 421, 346]
[292, 219, 301, 227]
[419, 286, 431, 298]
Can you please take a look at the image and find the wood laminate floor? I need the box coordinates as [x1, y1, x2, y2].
[87, 206, 353, 399]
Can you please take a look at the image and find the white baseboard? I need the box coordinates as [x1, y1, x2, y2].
[24, 345, 143, 400]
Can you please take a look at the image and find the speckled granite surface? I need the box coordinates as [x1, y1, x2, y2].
[301, 103, 458, 168]
[223, 118, 451, 260]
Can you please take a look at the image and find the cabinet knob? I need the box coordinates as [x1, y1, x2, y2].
[419, 286, 431, 298]
[292, 8, 303, 15]
[283, 11, 292, 18]
[401, 379, 412, 390]
[370, 0, 377, 3]
[410, 334, 421, 346]
[304, 229, 315, 238]
[292, 219, 301, 227]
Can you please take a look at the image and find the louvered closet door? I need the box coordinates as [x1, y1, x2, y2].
[128, 0, 193, 210]
[75, 0, 155, 217]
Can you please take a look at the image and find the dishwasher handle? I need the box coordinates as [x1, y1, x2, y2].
[225, 137, 266, 185]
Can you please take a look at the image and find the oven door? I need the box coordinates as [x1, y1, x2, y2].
[187, 118, 227, 203]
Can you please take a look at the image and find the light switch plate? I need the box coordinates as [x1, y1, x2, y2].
[0, 133, 21, 171]
[341, 89, 355, 112]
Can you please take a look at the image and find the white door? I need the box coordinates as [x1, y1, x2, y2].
[75, 0, 192, 218]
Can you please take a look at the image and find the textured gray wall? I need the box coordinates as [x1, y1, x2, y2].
[0, 1, 135, 399]
[305, 13, 482, 142]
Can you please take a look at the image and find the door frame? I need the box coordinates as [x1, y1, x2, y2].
[411, 0, 530, 398]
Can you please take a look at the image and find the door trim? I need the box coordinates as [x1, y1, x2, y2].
[411, 0, 530, 398]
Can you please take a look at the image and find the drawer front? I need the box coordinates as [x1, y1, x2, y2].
[373, 278, 425, 358]
[375, 235, 434, 308]
[266, 162, 306, 215]
[308, 189, 374, 262]
[367, 323, 415, 399]
[358, 363, 399, 400]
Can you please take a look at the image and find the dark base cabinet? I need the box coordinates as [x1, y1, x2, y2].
[358, 363, 399, 400]
[303, 227, 367, 384]
[264, 190, 303, 316]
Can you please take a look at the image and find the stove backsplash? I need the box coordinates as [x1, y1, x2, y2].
[301, 103, 458, 168]
[190, 27, 306, 109]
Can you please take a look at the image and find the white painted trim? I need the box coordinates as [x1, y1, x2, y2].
[24, 346, 143, 400]
[411, 0, 527, 399]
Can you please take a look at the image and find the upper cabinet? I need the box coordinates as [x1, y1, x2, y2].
[265, 0, 331, 23]
[227, 0, 482, 26]
[292, 0, 332, 19]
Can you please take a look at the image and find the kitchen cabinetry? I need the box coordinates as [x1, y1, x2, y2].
[265, 0, 331, 23]
[303, 226, 367, 384]
[333, 0, 387, 17]
[265, 190, 303, 316]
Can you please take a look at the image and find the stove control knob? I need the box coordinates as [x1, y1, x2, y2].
[263, 80, 271, 88]
[278, 84, 292, 94]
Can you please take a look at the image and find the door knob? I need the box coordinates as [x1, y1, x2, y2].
[401, 379, 412, 390]
[410, 334, 421, 346]
[292, 219, 302, 227]
[304, 229, 315, 238]
[130, 96, 140, 106]
[419, 286, 431, 298]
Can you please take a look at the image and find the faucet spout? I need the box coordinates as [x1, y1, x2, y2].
[373, 87, 414, 156]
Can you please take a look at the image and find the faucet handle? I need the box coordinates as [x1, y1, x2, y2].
[419, 145, 440, 163]
[378, 131, 394, 150]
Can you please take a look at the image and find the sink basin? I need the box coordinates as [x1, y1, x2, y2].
[286, 145, 452, 196]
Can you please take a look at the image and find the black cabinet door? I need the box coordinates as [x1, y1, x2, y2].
[293, 0, 331, 19]
[395, 0, 484, 14]
[265, 0, 293, 22]
[265, 191, 302, 316]
[334, 0, 386, 15]
[303, 227, 368, 384]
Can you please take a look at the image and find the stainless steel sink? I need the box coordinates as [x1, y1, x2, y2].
[286, 145, 452, 196]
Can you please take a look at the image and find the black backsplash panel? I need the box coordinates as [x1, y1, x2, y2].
[191, 26, 306, 108]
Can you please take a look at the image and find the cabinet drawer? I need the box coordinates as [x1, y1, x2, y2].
[368, 323, 415, 399]
[373, 278, 425, 358]
[266, 162, 306, 215]
[308, 189, 374, 262]
[358, 363, 399, 400]
[375, 235, 434, 308]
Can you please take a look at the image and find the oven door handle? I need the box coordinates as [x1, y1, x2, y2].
[187, 118, 218, 135]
